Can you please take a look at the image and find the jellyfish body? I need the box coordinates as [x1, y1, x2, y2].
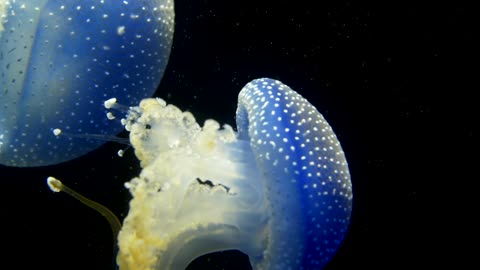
[116, 78, 352, 270]
[0, 0, 174, 167]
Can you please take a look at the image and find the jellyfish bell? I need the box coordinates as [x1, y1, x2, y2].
[48, 78, 352, 270]
[115, 78, 353, 269]
[0, 0, 175, 167]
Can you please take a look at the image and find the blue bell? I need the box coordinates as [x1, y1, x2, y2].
[0, 0, 174, 166]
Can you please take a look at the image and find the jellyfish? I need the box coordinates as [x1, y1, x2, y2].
[0, 0, 174, 167]
[109, 78, 352, 269]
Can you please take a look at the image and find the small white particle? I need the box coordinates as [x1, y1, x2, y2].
[104, 98, 117, 109]
[52, 129, 62, 136]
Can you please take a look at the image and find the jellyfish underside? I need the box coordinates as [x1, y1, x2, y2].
[116, 78, 352, 270]
[117, 98, 271, 270]
[49, 78, 352, 270]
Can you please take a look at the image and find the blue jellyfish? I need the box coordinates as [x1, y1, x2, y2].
[0, 0, 174, 167]
[107, 78, 352, 269]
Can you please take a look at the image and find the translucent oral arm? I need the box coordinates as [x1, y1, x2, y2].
[47, 176, 122, 241]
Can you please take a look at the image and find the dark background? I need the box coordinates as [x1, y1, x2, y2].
[1, 1, 473, 269]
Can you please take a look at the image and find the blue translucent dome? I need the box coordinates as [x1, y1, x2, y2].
[0, 0, 174, 167]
